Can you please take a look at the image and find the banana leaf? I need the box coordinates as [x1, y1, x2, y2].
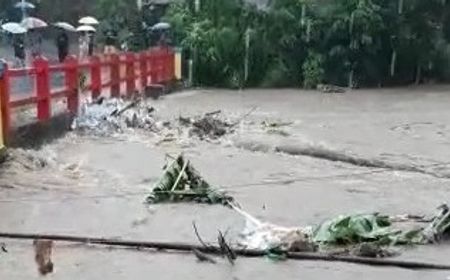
[312, 213, 424, 245]
[146, 155, 233, 205]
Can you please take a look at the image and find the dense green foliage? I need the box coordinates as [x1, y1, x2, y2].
[2, 0, 450, 88]
[164, 0, 450, 88]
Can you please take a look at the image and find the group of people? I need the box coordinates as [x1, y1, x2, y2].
[11, 30, 71, 66]
[11, 29, 96, 67]
[10, 26, 169, 67]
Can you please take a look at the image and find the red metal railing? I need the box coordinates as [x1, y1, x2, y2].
[0, 47, 175, 143]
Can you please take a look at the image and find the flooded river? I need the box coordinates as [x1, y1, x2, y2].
[1, 87, 450, 279]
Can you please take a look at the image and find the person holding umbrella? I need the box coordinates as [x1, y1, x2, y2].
[53, 22, 76, 62]
[21, 17, 47, 58]
[56, 30, 69, 62]
[78, 17, 99, 57]
[2, 22, 27, 66]
[87, 31, 95, 56]
[104, 30, 117, 54]
[76, 25, 96, 59]
[13, 34, 26, 67]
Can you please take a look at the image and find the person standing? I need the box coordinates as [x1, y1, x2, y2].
[78, 32, 89, 60]
[13, 34, 25, 67]
[88, 32, 95, 56]
[29, 30, 42, 58]
[56, 31, 69, 62]
[104, 31, 117, 54]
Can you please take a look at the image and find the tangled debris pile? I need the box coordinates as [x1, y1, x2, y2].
[144, 155, 450, 258]
[179, 112, 234, 140]
[232, 204, 450, 258]
[231, 203, 317, 252]
[71, 98, 156, 135]
[146, 154, 233, 205]
[72, 98, 238, 142]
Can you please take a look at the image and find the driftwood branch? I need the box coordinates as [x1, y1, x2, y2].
[230, 106, 258, 128]
[192, 222, 213, 249]
[0, 232, 450, 270]
[110, 99, 141, 117]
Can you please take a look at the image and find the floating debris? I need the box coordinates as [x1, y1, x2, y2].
[422, 204, 450, 243]
[233, 204, 450, 258]
[312, 213, 423, 246]
[317, 84, 346, 93]
[146, 155, 233, 205]
[33, 239, 54, 276]
[179, 113, 234, 140]
[231, 204, 317, 252]
[72, 98, 156, 135]
[193, 249, 217, 264]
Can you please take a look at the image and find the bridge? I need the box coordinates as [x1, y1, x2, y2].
[0, 47, 179, 146]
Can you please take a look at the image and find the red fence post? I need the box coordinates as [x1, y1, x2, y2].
[125, 52, 135, 97]
[148, 50, 155, 84]
[33, 56, 51, 121]
[164, 47, 172, 83]
[140, 51, 148, 91]
[0, 60, 11, 143]
[110, 53, 120, 97]
[154, 49, 161, 84]
[90, 56, 101, 99]
[161, 48, 168, 83]
[64, 55, 79, 115]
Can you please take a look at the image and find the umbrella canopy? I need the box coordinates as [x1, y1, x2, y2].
[14, 1, 35, 9]
[1, 22, 27, 34]
[152, 22, 171, 30]
[76, 25, 96, 33]
[21, 17, 47, 29]
[53, 22, 76, 32]
[78, 16, 99, 25]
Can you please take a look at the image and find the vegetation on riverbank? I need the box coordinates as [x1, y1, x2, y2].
[165, 0, 450, 88]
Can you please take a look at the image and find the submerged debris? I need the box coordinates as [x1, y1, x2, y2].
[193, 249, 217, 264]
[2, 148, 56, 171]
[422, 204, 450, 243]
[33, 239, 54, 276]
[146, 155, 233, 205]
[317, 84, 346, 93]
[179, 113, 234, 140]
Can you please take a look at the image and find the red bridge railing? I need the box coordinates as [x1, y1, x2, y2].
[0, 47, 175, 143]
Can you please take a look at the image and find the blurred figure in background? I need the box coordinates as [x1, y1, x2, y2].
[88, 31, 95, 56]
[13, 34, 25, 67]
[104, 30, 117, 54]
[56, 30, 69, 62]
[29, 30, 42, 58]
[78, 32, 89, 60]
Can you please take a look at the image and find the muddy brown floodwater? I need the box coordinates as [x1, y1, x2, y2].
[1, 87, 450, 279]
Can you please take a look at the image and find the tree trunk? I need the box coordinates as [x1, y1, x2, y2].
[390, 50, 397, 77]
[415, 63, 422, 85]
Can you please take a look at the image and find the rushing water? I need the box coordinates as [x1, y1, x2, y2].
[1, 87, 450, 279]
